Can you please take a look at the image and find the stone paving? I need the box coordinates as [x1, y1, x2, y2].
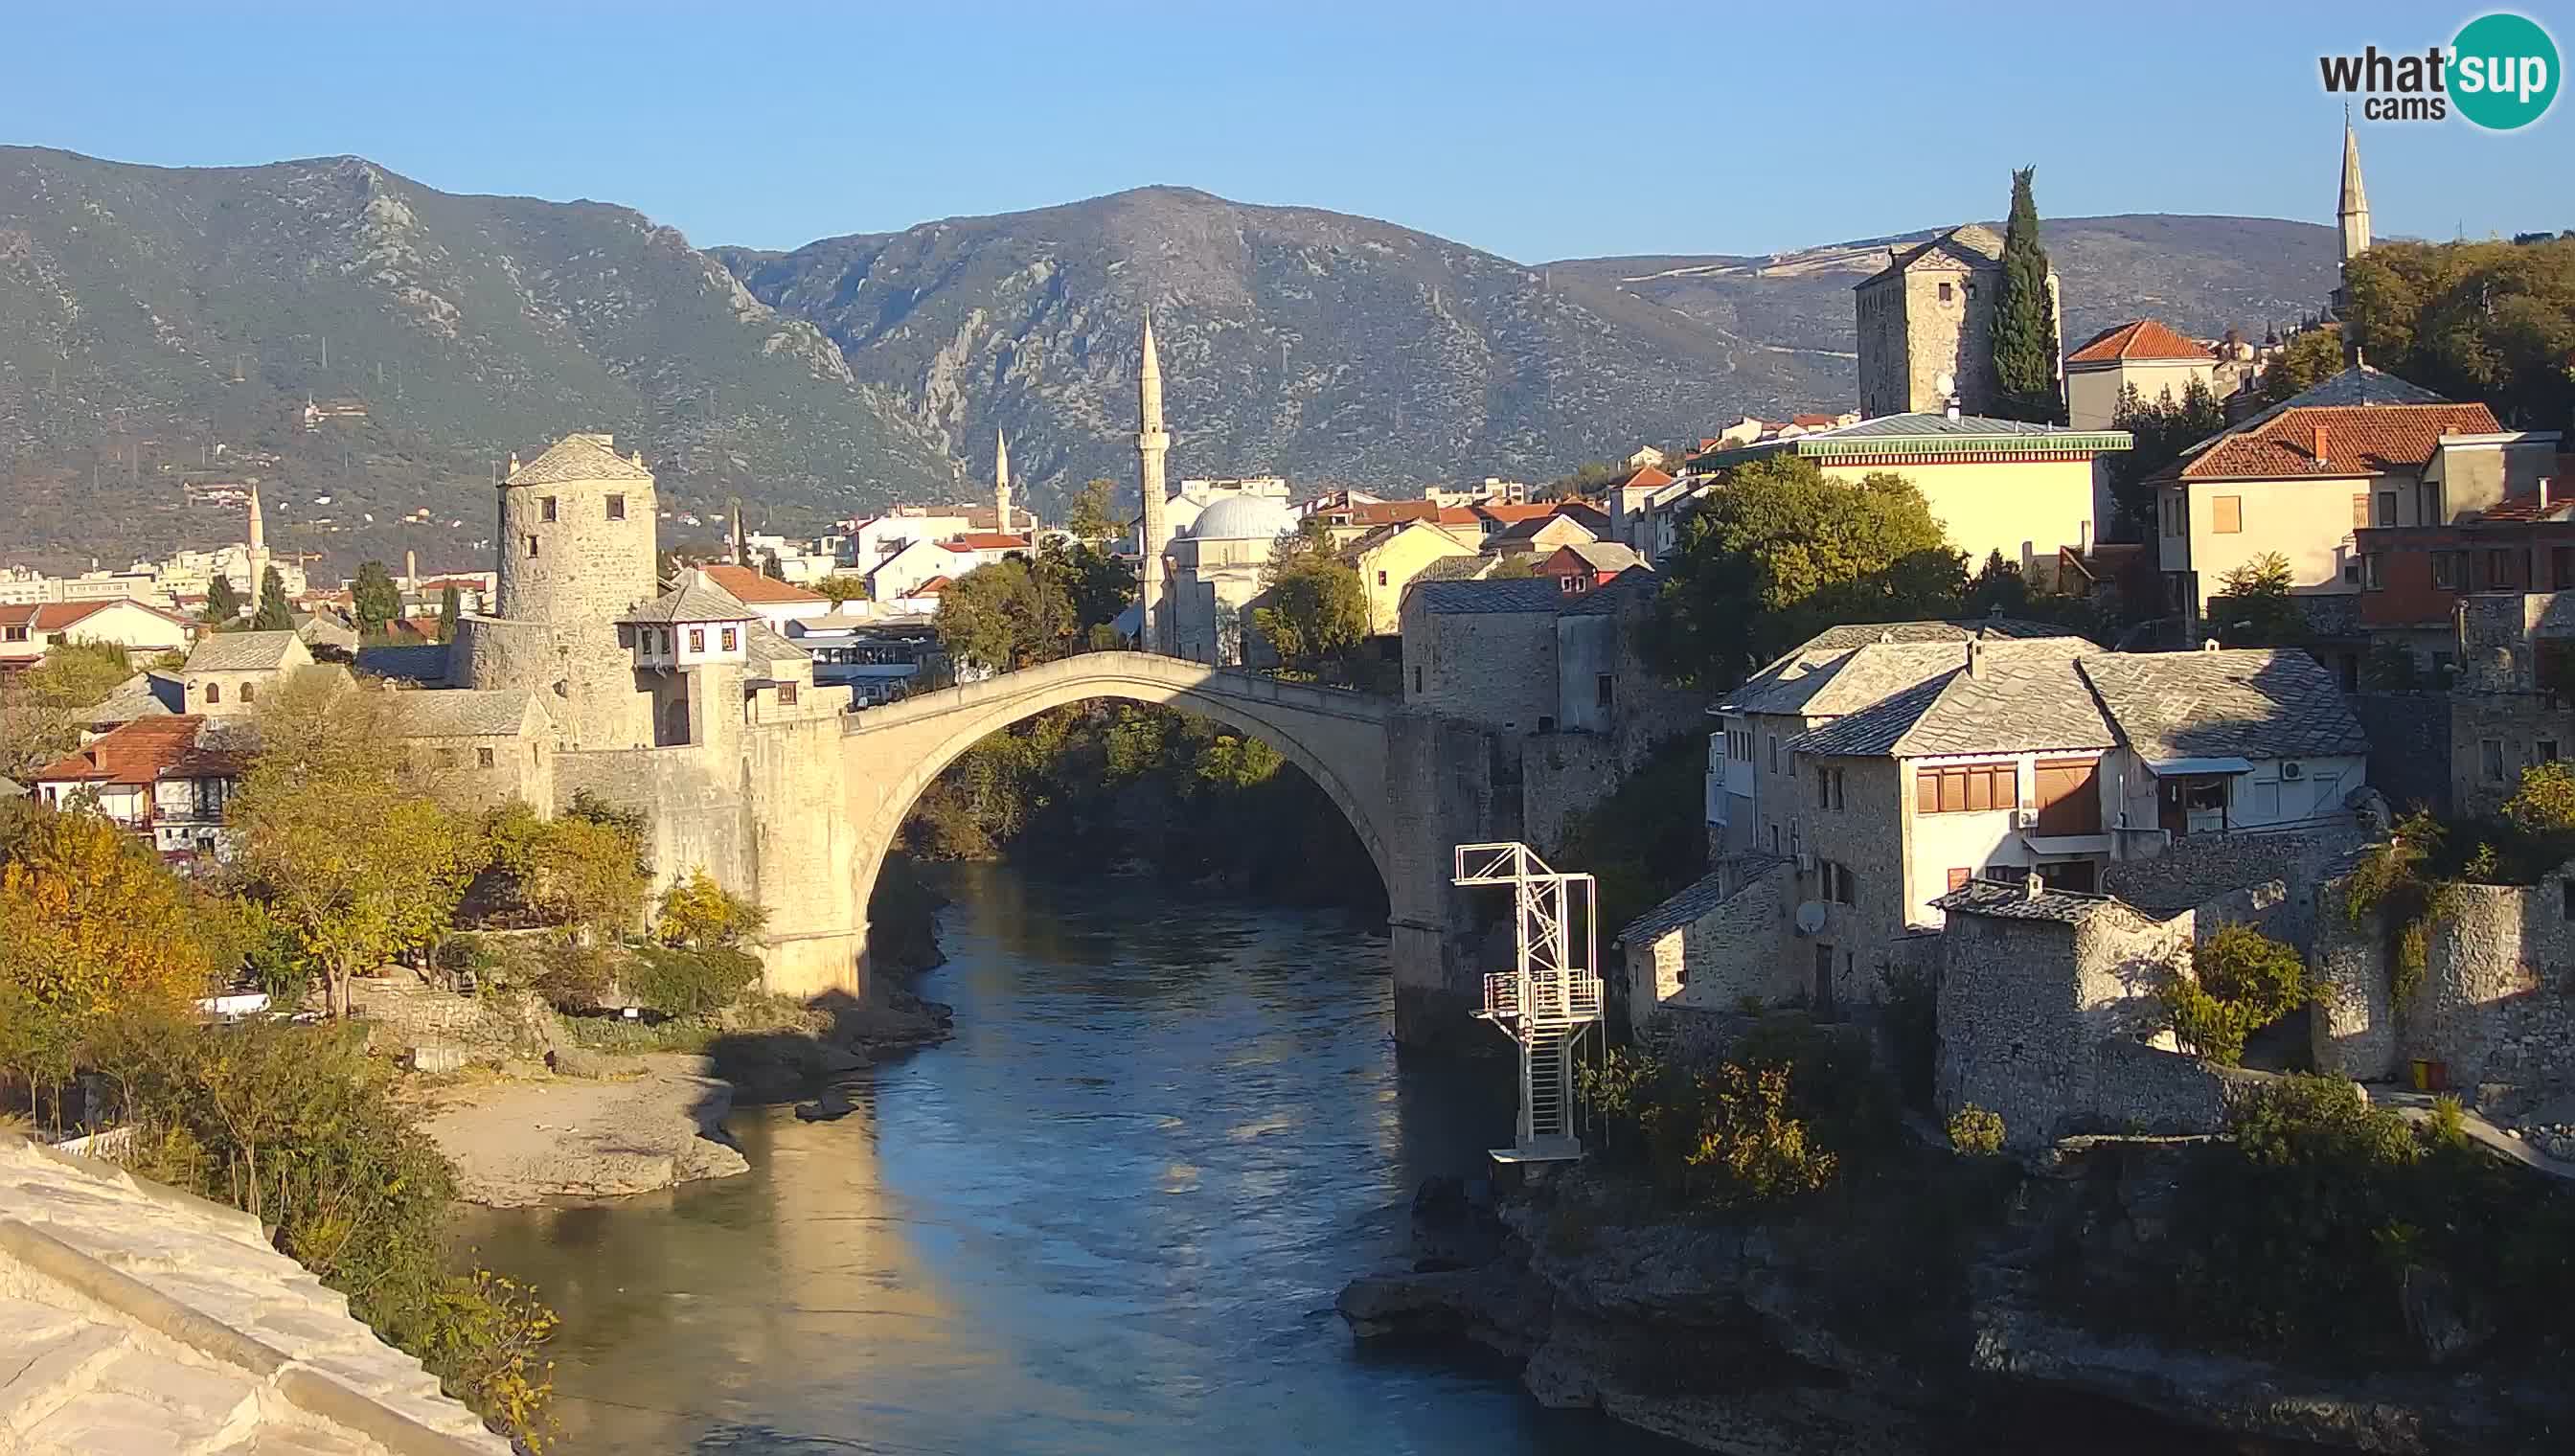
[0, 1134, 510, 1455]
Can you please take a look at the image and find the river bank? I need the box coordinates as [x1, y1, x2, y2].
[1338, 1147, 2575, 1455]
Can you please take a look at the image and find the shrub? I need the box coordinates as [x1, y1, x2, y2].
[2161, 922, 2310, 1066]
[1947, 1103, 2006, 1156]
[531, 941, 615, 1013]
[624, 944, 763, 1019]
[1688, 1061, 1838, 1207]
[653, 867, 768, 950]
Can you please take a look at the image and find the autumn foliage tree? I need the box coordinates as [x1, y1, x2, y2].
[1254, 520, 1368, 674]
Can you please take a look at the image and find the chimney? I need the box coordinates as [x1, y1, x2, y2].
[2023, 866, 2046, 901]
[1965, 638, 1986, 678]
[2079, 519, 2093, 556]
[2312, 421, 2330, 464]
[1946, 398, 1962, 421]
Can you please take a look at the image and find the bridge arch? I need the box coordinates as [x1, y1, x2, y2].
[838, 653, 1402, 952]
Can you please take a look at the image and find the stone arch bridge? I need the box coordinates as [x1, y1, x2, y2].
[752, 652, 1495, 1048]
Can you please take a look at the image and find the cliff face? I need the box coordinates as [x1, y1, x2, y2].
[1339, 1147, 2571, 1455]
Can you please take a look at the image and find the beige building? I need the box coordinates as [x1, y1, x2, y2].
[1166, 493, 1295, 666]
[2149, 369, 2535, 624]
[1340, 519, 1479, 636]
[174, 629, 312, 715]
[1690, 414, 2130, 576]
[1854, 224, 2060, 419]
[2064, 319, 2221, 431]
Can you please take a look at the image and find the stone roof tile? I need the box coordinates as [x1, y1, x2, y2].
[505, 432, 651, 487]
[180, 630, 304, 674]
[1617, 854, 1789, 944]
[2077, 647, 2368, 762]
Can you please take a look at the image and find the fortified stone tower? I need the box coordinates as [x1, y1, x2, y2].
[1136, 313, 1172, 654]
[456, 432, 658, 749]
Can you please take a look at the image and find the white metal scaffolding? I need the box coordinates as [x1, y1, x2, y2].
[1453, 842, 1604, 1165]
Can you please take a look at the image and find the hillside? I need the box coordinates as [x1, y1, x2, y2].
[0, 147, 2340, 568]
[0, 147, 956, 570]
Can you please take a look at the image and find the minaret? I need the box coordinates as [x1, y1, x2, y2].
[993, 428, 1013, 535]
[244, 484, 269, 601]
[2337, 116, 2372, 268]
[1135, 312, 1172, 655]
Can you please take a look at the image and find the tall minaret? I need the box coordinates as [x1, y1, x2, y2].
[2337, 116, 2372, 269]
[244, 484, 269, 601]
[993, 428, 1013, 535]
[1136, 312, 1171, 655]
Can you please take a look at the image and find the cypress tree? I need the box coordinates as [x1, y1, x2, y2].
[1991, 167, 2062, 422]
[251, 564, 292, 631]
[438, 584, 462, 643]
[352, 560, 400, 637]
[205, 574, 242, 626]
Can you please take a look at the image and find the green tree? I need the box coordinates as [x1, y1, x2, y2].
[2258, 327, 2347, 406]
[934, 557, 1074, 672]
[1991, 167, 2063, 422]
[2205, 551, 2301, 647]
[1036, 535, 1135, 639]
[1066, 478, 1120, 541]
[0, 642, 140, 779]
[2507, 760, 2575, 831]
[2106, 376, 2227, 536]
[351, 560, 400, 637]
[1253, 521, 1368, 672]
[250, 563, 292, 631]
[1649, 456, 1966, 684]
[2159, 922, 2311, 1065]
[1486, 554, 1539, 580]
[815, 574, 871, 607]
[436, 583, 461, 643]
[2343, 237, 2575, 428]
[203, 574, 242, 625]
[761, 550, 786, 580]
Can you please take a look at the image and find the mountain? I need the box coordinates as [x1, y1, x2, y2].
[0, 147, 957, 570]
[723, 195, 2334, 511]
[0, 148, 2339, 569]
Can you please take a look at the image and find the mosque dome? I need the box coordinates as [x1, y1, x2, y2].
[1186, 494, 1293, 542]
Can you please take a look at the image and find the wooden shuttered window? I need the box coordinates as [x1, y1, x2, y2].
[1915, 764, 2017, 815]
[2211, 495, 2243, 535]
[2032, 758, 2103, 835]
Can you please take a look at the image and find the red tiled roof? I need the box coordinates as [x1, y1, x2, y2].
[30, 716, 211, 787]
[1789, 414, 1841, 428]
[1475, 503, 1560, 524]
[1344, 501, 1443, 526]
[0, 600, 195, 635]
[911, 576, 952, 595]
[2067, 319, 2216, 366]
[1614, 465, 1676, 491]
[951, 533, 1030, 552]
[700, 563, 828, 604]
[2172, 403, 2505, 482]
[1435, 506, 1483, 528]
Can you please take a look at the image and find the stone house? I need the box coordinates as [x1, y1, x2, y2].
[28, 714, 252, 862]
[2148, 366, 2544, 626]
[1853, 224, 2060, 420]
[1932, 875, 2259, 1153]
[174, 629, 313, 715]
[1337, 519, 1479, 637]
[394, 688, 558, 811]
[1618, 853, 1796, 1035]
[2063, 319, 2220, 432]
[1706, 617, 2080, 856]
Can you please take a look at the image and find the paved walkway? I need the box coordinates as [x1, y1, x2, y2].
[0, 1133, 510, 1455]
[2373, 1087, 2575, 1185]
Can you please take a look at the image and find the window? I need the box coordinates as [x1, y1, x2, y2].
[437, 748, 460, 767]
[2486, 548, 2514, 588]
[44, 633, 63, 647]
[720, 627, 739, 652]
[2343, 557, 2362, 585]
[1916, 763, 2017, 814]
[1537, 715, 1556, 734]
[1938, 282, 1953, 303]
[0, 626, 22, 643]
[606, 494, 626, 521]
[1767, 738, 1780, 774]
[1725, 728, 1753, 761]
[239, 683, 255, 704]
[1770, 826, 1780, 853]
[476, 747, 495, 769]
[2375, 491, 2397, 528]
[2351, 493, 2370, 530]
[2211, 495, 2243, 535]
[2541, 739, 2561, 762]
[1412, 667, 1423, 694]
[2432, 552, 2464, 590]
[2555, 547, 2575, 589]
[526, 535, 539, 557]
[1831, 768, 1845, 810]
[2362, 553, 2384, 589]
[1376, 570, 1389, 587]
[2184, 778, 2227, 813]
[1829, 862, 1856, 905]
[689, 627, 706, 653]
[1814, 766, 1830, 808]
[2481, 739, 2505, 783]
[1947, 867, 1972, 892]
[205, 683, 220, 704]
[780, 682, 800, 706]
[2033, 758, 2102, 835]
[541, 496, 558, 523]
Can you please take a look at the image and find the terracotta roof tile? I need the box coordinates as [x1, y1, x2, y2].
[31, 715, 214, 786]
[2066, 319, 2216, 365]
[700, 563, 829, 604]
[2172, 403, 2502, 482]
[950, 533, 1030, 552]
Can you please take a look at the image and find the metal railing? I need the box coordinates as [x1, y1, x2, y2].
[1482, 972, 1603, 1023]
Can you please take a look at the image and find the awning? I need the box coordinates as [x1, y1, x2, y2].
[2144, 756, 2255, 777]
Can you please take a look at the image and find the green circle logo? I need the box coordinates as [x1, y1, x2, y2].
[2452, 12, 2560, 129]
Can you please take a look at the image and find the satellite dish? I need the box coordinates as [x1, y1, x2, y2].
[1793, 902, 1829, 937]
[1934, 371, 1956, 398]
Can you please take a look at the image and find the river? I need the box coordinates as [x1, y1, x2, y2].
[460, 863, 1680, 1455]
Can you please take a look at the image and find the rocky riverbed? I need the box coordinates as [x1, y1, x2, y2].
[416, 1055, 753, 1207]
[1338, 1150, 2574, 1455]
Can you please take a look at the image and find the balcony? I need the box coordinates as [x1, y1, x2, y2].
[1481, 972, 1604, 1025]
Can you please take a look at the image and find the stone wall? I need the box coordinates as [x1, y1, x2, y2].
[1627, 861, 1794, 1035]
[2100, 825, 2362, 952]
[1385, 709, 1522, 1050]
[1522, 730, 1622, 853]
[2313, 866, 2575, 1098]
[1402, 602, 1560, 732]
[2350, 692, 2451, 816]
[2449, 692, 2575, 821]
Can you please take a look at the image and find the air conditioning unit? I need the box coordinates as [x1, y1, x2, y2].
[2281, 762, 2305, 781]
[2013, 807, 2039, 830]
[1794, 850, 1814, 875]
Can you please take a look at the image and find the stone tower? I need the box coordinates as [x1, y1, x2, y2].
[2337, 119, 2372, 269]
[993, 428, 1013, 534]
[1852, 224, 2059, 419]
[1136, 313, 1172, 654]
[459, 432, 658, 749]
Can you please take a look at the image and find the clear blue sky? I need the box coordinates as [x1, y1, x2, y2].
[3, 1, 2565, 262]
